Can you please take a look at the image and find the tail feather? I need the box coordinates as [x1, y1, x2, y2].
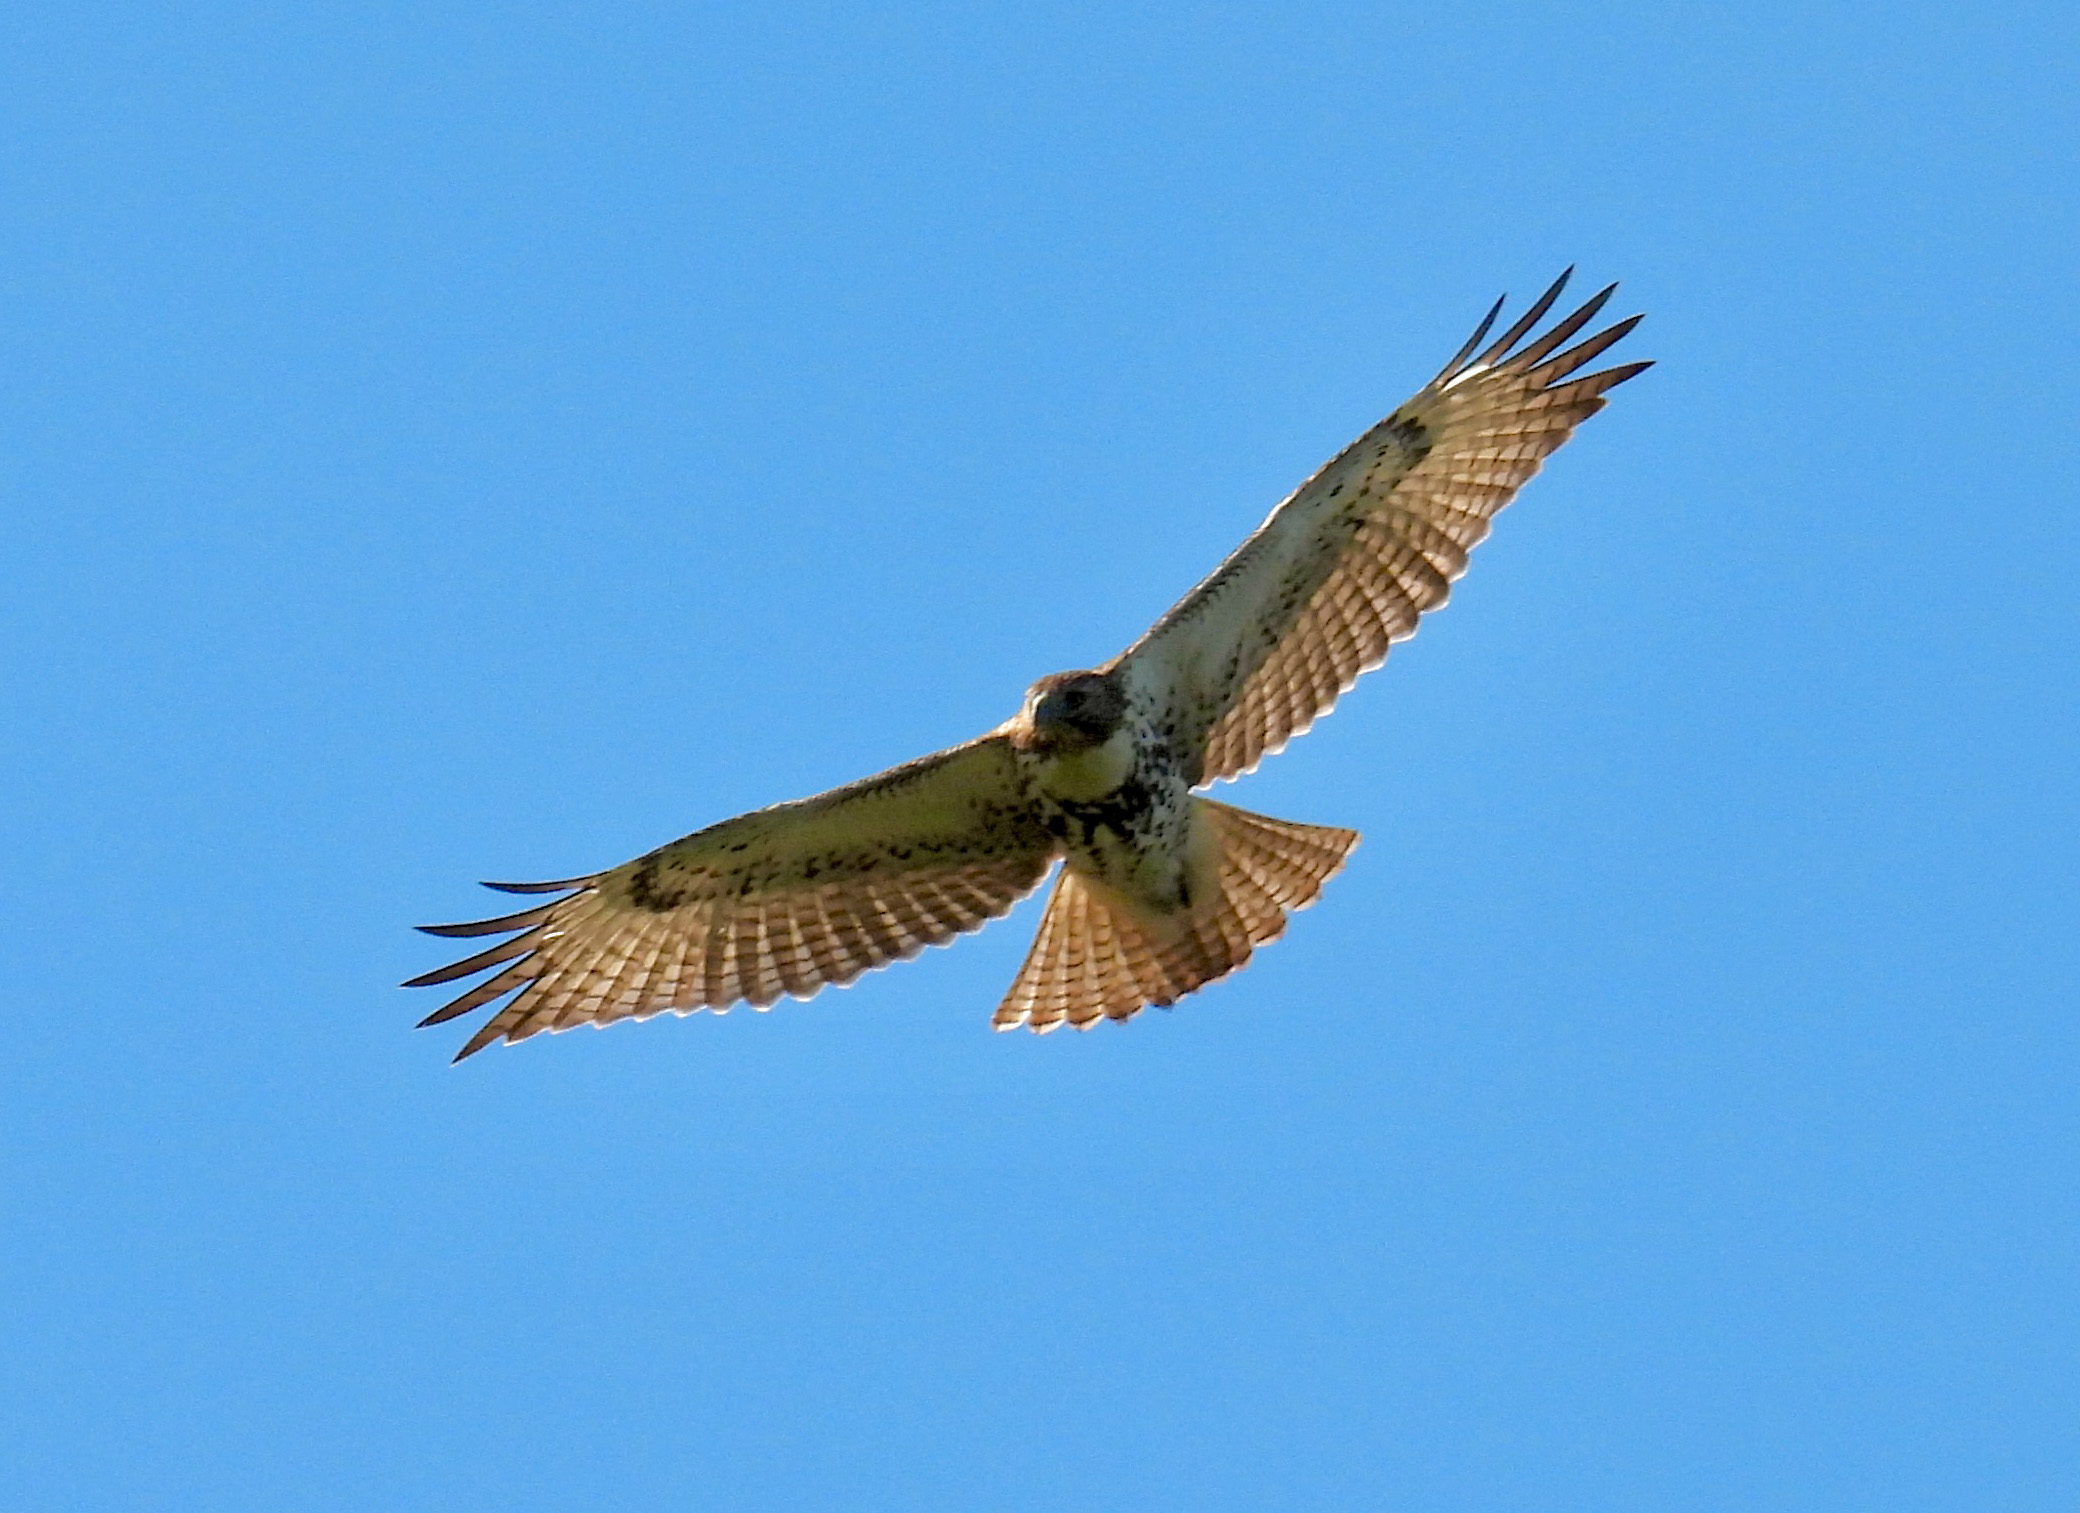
[994, 800, 1358, 1032]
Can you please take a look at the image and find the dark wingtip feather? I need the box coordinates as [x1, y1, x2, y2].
[415, 902, 557, 939]
[452, 1024, 504, 1062]
[400, 930, 541, 989]
[1474, 267, 1573, 368]
[412, 959, 536, 1024]
[480, 875, 593, 895]
[1529, 310, 1644, 384]
[1509, 284, 1620, 371]
[1434, 291, 1508, 384]
[1570, 358, 1655, 394]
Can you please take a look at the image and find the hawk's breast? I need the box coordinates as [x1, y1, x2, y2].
[1024, 720, 1202, 916]
[1029, 727, 1137, 804]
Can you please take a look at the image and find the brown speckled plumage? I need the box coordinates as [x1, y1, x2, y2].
[409, 273, 1648, 1057]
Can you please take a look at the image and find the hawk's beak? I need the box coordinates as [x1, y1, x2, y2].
[1024, 713, 1100, 758]
[1025, 719, 1072, 756]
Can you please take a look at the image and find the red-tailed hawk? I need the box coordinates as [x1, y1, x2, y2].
[409, 272, 1649, 1058]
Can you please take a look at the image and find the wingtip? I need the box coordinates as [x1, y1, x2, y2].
[415, 901, 559, 939]
[1596, 357, 1656, 386]
[479, 875, 593, 895]
[1434, 291, 1509, 384]
[451, 1028, 501, 1062]
[1474, 268, 1575, 368]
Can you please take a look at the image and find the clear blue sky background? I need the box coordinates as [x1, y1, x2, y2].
[3, 3, 2074, 1509]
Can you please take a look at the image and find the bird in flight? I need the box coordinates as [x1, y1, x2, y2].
[409, 271, 1649, 1059]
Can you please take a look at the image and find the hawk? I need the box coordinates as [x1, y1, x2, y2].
[409, 271, 1649, 1058]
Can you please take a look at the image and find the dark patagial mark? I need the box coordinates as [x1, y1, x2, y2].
[626, 855, 686, 913]
[1378, 413, 1431, 463]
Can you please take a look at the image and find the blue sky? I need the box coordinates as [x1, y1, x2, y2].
[3, 3, 2075, 1508]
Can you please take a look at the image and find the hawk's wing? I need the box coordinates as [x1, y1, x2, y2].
[1112, 272, 1650, 784]
[407, 734, 1058, 1059]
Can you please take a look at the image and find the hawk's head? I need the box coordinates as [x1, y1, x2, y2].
[1019, 669, 1128, 754]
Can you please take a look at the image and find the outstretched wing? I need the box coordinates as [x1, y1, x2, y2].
[407, 734, 1058, 1059]
[1113, 271, 1650, 784]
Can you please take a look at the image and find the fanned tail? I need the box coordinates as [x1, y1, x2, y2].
[993, 800, 1358, 1033]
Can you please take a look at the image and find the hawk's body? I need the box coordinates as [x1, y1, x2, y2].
[410, 272, 1650, 1057]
